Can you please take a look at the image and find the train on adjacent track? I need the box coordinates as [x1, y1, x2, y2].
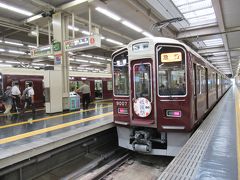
[0, 68, 112, 110]
[112, 37, 231, 156]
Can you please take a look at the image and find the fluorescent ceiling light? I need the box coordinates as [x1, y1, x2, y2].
[89, 61, 101, 64]
[5, 41, 24, 46]
[8, 50, 25, 54]
[48, 55, 54, 59]
[5, 61, 21, 64]
[68, 25, 79, 31]
[30, 31, 37, 36]
[69, 58, 74, 61]
[81, 54, 92, 58]
[106, 58, 111, 61]
[106, 38, 123, 45]
[101, 36, 106, 40]
[142, 31, 154, 38]
[122, 21, 143, 32]
[0, 2, 33, 16]
[0, 48, 5, 52]
[68, 52, 74, 55]
[95, 7, 121, 21]
[95, 56, 105, 60]
[0, 64, 13, 67]
[0, 60, 2, 63]
[28, 45, 37, 49]
[81, 31, 90, 35]
[75, 59, 88, 63]
[26, 14, 42, 23]
[32, 63, 45, 66]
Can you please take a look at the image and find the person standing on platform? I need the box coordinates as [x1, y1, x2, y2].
[77, 82, 90, 110]
[21, 82, 35, 114]
[11, 82, 21, 112]
[2, 86, 13, 115]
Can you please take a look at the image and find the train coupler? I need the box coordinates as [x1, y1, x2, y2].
[132, 130, 152, 153]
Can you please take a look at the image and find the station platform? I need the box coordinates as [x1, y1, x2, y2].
[159, 86, 239, 180]
[0, 100, 114, 170]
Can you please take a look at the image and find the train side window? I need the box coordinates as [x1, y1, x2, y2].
[201, 68, 206, 93]
[25, 81, 33, 88]
[197, 67, 201, 94]
[193, 64, 196, 96]
[212, 72, 216, 89]
[208, 71, 212, 90]
[113, 51, 129, 96]
[12, 80, 19, 87]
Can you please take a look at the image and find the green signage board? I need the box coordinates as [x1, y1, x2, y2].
[53, 42, 61, 52]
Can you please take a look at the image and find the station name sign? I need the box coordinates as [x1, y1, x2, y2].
[64, 35, 101, 52]
[31, 45, 53, 58]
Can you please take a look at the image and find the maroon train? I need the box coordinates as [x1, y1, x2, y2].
[0, 69, 112, 111]
[112, 37, 231, 156]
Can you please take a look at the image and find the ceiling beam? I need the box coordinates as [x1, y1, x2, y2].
[198, 47, 226, 54]
[177, 26, 220, 39]
[212, 0, 233, 75]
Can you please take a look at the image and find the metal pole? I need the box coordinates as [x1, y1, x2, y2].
[48, 20, 51, 44]
[72, 13, 75, 39]
[36, 25, 39, 47]
[89, 5, 92, 35]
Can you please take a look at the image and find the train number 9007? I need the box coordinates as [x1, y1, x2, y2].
[116, 101, 128, 106]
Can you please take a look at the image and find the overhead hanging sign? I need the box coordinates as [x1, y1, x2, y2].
[31, 45, 53, 58]
[64, 35, 101, 52]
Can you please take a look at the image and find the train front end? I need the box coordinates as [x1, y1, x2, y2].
[112, 38, 193, 156]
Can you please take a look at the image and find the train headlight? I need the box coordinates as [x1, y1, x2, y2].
[166, 110, 182, 118]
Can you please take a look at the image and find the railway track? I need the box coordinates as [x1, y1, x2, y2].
[72, 151, 173, 180]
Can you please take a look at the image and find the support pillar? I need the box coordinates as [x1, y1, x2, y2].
[45, 12, 70, 113]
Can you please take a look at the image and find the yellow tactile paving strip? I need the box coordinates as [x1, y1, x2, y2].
[0, 111, 113, 144]
[234, 86, 240, 178]
[0, 104, 112, 129]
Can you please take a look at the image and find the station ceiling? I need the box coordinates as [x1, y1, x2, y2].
[0, 0, 239, 76]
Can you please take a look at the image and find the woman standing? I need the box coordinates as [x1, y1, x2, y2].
[2, 86, 13, 115]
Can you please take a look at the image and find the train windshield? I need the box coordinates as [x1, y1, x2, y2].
[113, 51, 129, 96]
[133, 63, 151, 101]
[158, 46, 186, 96]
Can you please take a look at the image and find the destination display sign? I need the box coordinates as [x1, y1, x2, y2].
[31, 45, 53, 58]
[64, 35, 101, 51]
[161, 52, 182, 62]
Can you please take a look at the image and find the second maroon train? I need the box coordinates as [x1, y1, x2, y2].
[0, 68, 112, 110]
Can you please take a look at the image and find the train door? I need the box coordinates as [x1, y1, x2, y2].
[193, 64, 197, 121]
[205, 68, 208, 109]
[216, 73, 218, 99]
[95, 80, 103, 99]
[130, 59, 156, 126]
[0, 73, 3, 96]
